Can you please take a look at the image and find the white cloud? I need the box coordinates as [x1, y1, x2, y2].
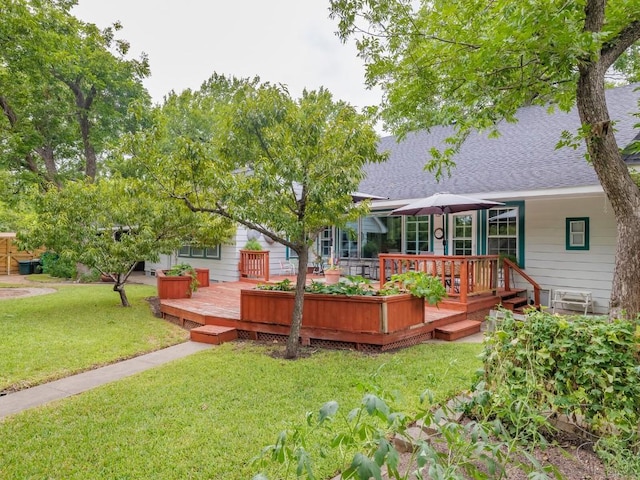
[73, 0, 382, 110]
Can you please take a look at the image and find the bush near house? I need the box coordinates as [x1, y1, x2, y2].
[477, 310, 640, 477]
[40, 251, 75, 279]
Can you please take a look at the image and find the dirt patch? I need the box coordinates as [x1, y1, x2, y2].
[0, 287, 57, 300]
[386, 423, 626, 480]
[145, 296, 162, 317]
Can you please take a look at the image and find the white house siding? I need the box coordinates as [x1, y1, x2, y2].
[522, 194, 616, 314]
[144, 254, 173, 276]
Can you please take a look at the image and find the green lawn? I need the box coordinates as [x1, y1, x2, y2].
[0, 282, 482, 478]
[0, 342, 482, 479]
[0, 283, 188, 391]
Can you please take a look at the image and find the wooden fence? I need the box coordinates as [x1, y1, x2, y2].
[0, 233, 43, 275]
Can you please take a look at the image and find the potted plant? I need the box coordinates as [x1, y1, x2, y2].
[157, 263, 199, 299]
[324, 258, 342, 285]
[244, 238, 263, 251]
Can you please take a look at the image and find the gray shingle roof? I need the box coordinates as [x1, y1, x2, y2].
[360, 84, 640, 200]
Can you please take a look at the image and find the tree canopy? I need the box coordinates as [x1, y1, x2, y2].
[20, 177, 234, 306]
[131, 74, 385, 357]
[0, 0, 150, 189]
[330, 0, 640, 317]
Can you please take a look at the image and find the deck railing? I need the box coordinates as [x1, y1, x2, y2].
[503, 257, 541, 306]
[378, 254, 499, 303]
[239, 250, 270, 281]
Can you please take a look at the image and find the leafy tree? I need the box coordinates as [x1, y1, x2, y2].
[330, 0, 640, 318]
[19, 177, 234, 306]
[0, 0, 150, 188]
[133, 75, 385, 358]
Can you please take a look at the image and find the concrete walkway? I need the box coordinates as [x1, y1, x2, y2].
[0, 341, 212, 419]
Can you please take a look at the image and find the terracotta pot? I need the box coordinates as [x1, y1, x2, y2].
[324, 269, 341, 285]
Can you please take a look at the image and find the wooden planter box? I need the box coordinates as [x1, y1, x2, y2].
[156, 269, 193, 299]
[240, 289, 425, 334]
[195, 268, 210, 288]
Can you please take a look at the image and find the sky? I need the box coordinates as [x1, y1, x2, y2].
[72, 0, 382, 112]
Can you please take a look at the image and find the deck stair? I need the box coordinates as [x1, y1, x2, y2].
[190, 325, 238, 345]
[434, 319, 482, 341]
[500, 289, 529, 312]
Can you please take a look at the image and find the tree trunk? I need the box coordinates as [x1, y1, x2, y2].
[78, 110, 97, 180]
[35, 144, 61, 188]
[576, 64, 640, 319]
[61, 76, 98, 181]
[113, 278, 130, 307]
[285, 246, 309, 359]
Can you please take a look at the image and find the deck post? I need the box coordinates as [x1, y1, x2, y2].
[459, 260, 468, 303]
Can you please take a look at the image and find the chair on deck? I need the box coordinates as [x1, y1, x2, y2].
[312, 260, 324, 275]
[279, 259, 296, 275]
[436, 261, 462, 293]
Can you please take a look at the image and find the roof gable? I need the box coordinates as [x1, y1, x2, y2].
[361, 84, 640, 200]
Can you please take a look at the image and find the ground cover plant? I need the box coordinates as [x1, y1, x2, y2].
[477, 310, 640, 477]
[252, 310, 639, 479]
[0, 283, 187, 392]
[0, 342, 481, 479]
[260, 272, 447, 305]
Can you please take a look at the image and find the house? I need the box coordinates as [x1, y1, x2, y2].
[148, 83, 640, 314]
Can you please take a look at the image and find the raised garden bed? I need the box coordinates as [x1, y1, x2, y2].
[195, 268, 210, 288]
[156, 269, 194, 299]
[240, 289, 425, 334]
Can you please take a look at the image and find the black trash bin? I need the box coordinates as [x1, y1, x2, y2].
[18, 260, 33, 275]
[31, 259, 42, 274]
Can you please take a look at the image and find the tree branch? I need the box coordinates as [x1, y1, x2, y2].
[601, 20, 640, 70]
[0, 96, 18, 126]
[172, 193, 296, 251]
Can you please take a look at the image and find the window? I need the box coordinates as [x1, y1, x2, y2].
[566, 218, 589, 250]
[319, 228, 332, 257]
[487, 207, 518, 259]
[452, 214, 473, 255]
[405, 215, 430, 254]
[339, 220, 359, 258]
[360, 214, 401, 257]
[178, 245, 221, 259]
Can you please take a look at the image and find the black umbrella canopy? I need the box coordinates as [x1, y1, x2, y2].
[391, 192, 504, 216]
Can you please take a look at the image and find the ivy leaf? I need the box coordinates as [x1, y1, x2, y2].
[362, 393, 390, 420]
[318, 400, 339, 424]
[342, 453, 383, 480]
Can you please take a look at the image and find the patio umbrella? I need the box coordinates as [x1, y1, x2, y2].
[391, 192, 504, 216]
[351, 191, 388, 202]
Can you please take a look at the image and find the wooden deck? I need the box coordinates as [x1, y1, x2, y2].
[158, 276, 516, 351]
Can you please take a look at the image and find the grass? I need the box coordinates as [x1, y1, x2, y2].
[0, 341, 482, 479]
[0, 283, 188, 391]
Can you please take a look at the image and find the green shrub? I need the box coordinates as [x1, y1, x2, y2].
[259, 272, 447, 305]
[382, 271, 448, 305]
[478, 310, 640, 475]
[78, 268, 101, 283]
[244, 238, 263, 251]
[40, 251, 76, 279]
[165, 263, 199, 293]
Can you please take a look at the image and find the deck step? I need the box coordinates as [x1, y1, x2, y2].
[501, 296, 529, 311]
[434, 320, 482, 341]
[499, 289, 527, 300]
[190, 325, 238, 345]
